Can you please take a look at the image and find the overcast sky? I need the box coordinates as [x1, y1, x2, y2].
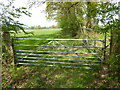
[0, 0, 57, 27]
[18, 5, 57, 27]
[0, 0, 119, 27]
[14, 0, 57, 27]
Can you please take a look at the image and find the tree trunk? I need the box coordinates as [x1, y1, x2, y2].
[109, 2, 120, 85]
[110, 27, 120, 59]
[109, 26, 120, 84]
[2, 32, 14, 65]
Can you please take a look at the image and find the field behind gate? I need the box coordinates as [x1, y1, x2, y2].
[13, 28, 104, 68]
[3, 29, 104, 88]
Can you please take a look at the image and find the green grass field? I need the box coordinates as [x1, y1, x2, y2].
[13, 28, 69, 39]
[3, 28, 103, 88]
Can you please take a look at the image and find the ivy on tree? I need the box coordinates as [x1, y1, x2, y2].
[0, 0, 31, 65]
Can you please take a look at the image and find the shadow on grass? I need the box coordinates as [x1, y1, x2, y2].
[19, 66, 96, 88]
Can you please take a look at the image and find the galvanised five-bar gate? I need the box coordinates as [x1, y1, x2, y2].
[12, 38, 105, 69]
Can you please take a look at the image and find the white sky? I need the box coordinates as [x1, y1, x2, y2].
[0, 0, 119, 27]
[18, 4, 57, 27]
[0, 0, 57, 27]
[14, 0, 58, 27]
[14, 0, 57, 27]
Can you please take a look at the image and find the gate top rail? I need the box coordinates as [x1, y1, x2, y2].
[13, 38, 104, 42]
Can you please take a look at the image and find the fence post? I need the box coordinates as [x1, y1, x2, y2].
[12, 38, 17, 66]
[0, 30, 2, 90]
[103, 32, 107, 61]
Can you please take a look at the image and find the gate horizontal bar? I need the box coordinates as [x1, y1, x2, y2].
[17, 53, 100, 59]
[17, 59, 98, 65]
[17, 57, 101, 62]
[14, 44, 101, 48]
[13, 38, 104, 42]
[16, 50, 98, 55]
[17, 63, 91, 69]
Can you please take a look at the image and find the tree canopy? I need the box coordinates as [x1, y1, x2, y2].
[46, 2, 99, 37]
[0, 0, 31, 33]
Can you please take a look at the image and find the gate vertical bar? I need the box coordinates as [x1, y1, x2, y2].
[94, 30, 96, 53]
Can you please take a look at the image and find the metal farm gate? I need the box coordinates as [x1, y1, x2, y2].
[12, 38, 105, 69]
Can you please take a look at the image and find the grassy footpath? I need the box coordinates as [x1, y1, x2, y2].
[3, 29, 100, 88]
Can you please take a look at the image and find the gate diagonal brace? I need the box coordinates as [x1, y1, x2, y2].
[46, 40, 65, 47]
[47, 40, 53, 45]
[54, 40, 81, 56]
[45, 40, 71, 55]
